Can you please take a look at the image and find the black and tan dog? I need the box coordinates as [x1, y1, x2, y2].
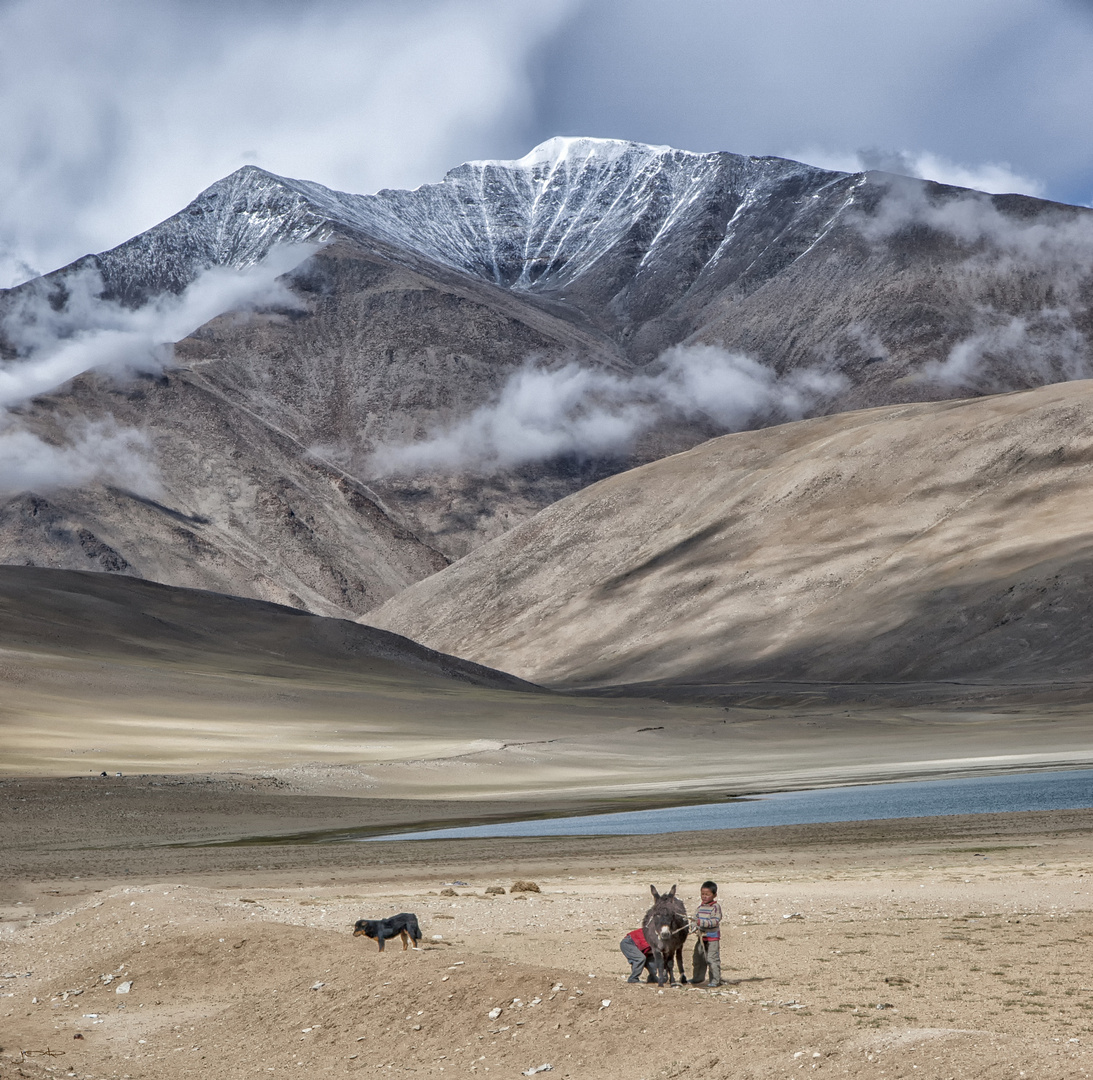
[352, 912, 423, 952]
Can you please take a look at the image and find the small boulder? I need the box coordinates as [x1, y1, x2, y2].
[440, 887, 458, 897]
[511, 880, 540, 893]
[485, 886, 506, 895]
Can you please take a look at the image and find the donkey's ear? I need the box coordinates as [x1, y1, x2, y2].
[668, 884, 677, 897]
[650, 885, 660, 899]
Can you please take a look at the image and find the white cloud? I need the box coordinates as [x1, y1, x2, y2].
[0, 242, 315, 494]
[853, 176, 1093, 269]
[0, 418, 160, 498]
[920, 310, 1090, 391]
[0, 0, 575, 284]
[794, 147, 1045, 197]
[907, 153, 1045, 198]
[369, 345, 847, 475]
[844, 175, 1093, 391]
[0, 244, 314, 409]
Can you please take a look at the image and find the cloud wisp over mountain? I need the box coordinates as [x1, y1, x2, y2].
[798, 148, 1045, 199]
[0, 420, 158, 499]
[856, 176, 1093, 391]
[369, 345, 847, 476]
[0, 243, 315, 496]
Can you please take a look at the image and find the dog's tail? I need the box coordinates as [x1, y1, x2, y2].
[409, 915, 423, 942]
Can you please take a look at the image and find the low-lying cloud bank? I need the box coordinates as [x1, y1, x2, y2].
[801, 147, 1046, 198]
[369, 345, 846, 476]
[0, 243, 315, 496]
[923, 310, 1091, 392]
[0, 419, 158, 497]
[858, 177, 1093, 391]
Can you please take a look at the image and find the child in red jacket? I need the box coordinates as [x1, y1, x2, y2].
[620, 926, 655, 983]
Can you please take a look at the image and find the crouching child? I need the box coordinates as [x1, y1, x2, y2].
[620, 926, 655, 983]
[692, 880, 722, 987]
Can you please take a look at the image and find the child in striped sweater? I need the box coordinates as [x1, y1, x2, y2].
[692, 880, 722, 987]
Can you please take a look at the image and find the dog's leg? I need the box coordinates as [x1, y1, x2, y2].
[377, 932, 386, 953]
[400, 929, 410, 951]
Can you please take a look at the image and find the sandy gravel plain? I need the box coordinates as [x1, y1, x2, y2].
[4, 570, 1093, 1077]
[4, 774, 1093, 1080]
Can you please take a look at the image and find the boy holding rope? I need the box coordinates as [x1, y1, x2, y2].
[691, 880, 722, 987]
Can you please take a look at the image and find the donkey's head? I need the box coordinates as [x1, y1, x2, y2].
[645, 884, 686, 951]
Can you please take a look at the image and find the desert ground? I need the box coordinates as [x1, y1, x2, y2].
[5, 570, 1093, 1077]
[4, 779, 1093, 1080]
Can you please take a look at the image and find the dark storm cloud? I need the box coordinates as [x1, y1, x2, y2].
[0, 0, 575, 285]
[2, 0, 1092, 286]
[525, 0, 1093, 203]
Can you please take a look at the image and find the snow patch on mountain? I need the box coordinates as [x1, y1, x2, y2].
[57, 138, 854, 311]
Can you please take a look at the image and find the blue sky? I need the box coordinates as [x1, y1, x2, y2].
[1, 0, 1091, 284]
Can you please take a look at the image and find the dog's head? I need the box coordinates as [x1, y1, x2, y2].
[353, 919, 379, 939]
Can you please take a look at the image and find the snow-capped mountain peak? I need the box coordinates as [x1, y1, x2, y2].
[46, 137, 865, 356]
[471, 135, 684, 174]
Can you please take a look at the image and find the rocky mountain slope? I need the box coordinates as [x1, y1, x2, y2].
[1, 139, 1091, 615]
[369, 379, 1093, 693]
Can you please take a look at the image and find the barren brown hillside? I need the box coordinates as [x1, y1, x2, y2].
[369, 380, 1093, 692]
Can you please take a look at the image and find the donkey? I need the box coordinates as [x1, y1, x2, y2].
[642, 884, 689, 986]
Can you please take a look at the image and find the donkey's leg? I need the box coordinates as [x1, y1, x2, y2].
[653, 949, 668, 986]
[669, 947, 682, 986]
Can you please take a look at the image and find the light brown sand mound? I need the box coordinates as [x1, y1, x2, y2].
[369, 381, 1093, 690]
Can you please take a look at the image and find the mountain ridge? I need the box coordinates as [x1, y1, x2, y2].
[0, 138, 1091, 617]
